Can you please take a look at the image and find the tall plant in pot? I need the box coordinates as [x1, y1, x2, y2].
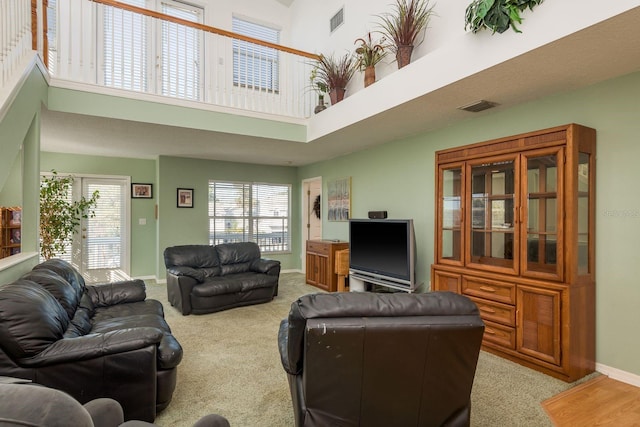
[377, 0, 435, 69]
[40, 170, 99, 260]
[313, 53, 357, 105]
[354, 32, 387, 87]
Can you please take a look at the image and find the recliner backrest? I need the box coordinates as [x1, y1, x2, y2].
[164, 245, 220, 272]
[283, 292, 485, 426]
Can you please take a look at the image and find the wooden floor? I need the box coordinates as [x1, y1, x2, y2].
[542, 375, 640, 426]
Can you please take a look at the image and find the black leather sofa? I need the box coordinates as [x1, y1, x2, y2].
[278, 291, 485, 427]
[164, 242, 281, 315]
[0, 259, 182, 422]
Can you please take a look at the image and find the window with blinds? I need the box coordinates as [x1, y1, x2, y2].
[102, 0, 148, 91]
[208, 181, 290, 253]
[232, 17, 280, 92]
[161, 1, 203, 100]
[102, 0, 203, 99]
[84, 183, 123, 269]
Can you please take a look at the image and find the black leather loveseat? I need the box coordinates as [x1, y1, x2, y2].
[164, 242, 281, 315]
[278, 291, 485, 427]
[0, 259, 183, 422]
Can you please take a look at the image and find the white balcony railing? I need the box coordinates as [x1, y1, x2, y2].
[0, 0, 33, 92]
[5, 0, 320, 119]
[53, 0, 320, 118]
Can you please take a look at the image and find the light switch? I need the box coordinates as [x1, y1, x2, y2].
[139, 218, 147, 225]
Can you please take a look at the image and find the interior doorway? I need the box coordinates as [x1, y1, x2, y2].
[302, 177, 322, 273]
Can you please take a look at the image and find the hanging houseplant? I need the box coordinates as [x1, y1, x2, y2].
[465, 0, 544, 34]
[354, 32, 387, 87]
[312, 53, 357, 105]
[376, 0, 435, 69]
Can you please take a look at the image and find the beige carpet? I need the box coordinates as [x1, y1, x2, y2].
[147, 273, 594, 426]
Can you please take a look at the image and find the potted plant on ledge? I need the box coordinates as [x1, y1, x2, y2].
[309, 67, 328, 113]
[313, 53, 357, 105]
[377, 0, 436, 69]
[354, 32, 387, 87]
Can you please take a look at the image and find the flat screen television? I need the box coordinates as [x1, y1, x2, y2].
[349, 219, 416, 290]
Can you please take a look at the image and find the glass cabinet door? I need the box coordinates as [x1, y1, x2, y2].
[438, 164, 464, 265]
[466, 156, 519, 274]
[521, 148, 564, 280]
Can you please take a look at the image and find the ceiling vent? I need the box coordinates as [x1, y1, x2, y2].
[330, 7, 344, 33]
[458, 100, 499, 113]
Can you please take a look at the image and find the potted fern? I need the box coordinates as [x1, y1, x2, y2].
[354, 33, 387, 87]
[377, 0, 435, 69]
[313, 53, 357, 105]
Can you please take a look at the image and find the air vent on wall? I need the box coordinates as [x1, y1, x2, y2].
[330, 7, 344, 33]
[458, 100, 499, 113]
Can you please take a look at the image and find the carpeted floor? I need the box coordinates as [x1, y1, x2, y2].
[148, 272, 594, 426]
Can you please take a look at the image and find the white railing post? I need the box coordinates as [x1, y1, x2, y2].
[0, 0, 34, 90]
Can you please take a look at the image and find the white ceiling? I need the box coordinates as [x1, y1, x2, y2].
[41, 8, 640, 167]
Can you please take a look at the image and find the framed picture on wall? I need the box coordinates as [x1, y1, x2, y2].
[327, 177, 351, 221]
[177, 188, 194, 208]
[132, 183, 153, 199]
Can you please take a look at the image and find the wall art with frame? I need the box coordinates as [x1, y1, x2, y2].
[177, 188, 194, 208]
[132, 183, 153, 199]
[327, 177, 351, 221]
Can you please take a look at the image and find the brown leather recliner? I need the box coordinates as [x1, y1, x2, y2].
[278, 291, 485, 427]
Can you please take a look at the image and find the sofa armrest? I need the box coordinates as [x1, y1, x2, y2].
[18, 328, 164, 367]
[166, 272, 198, 315]
[250, 259, 281, 276]
[277, 319, 302, 375]
[86, 280, 147, 308]
[166, 266, 205, 282]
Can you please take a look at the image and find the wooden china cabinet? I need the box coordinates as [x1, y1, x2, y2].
[431, 124, 596, 382]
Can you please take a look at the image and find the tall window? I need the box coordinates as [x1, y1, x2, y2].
[102, 0, 203, 99]
[232, 17, 280, 92]
[208, 181, 290, 253]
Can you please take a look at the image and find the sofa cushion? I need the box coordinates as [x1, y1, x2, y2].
[33, 259, 86, 300]
[21, 269, 80, 320]
[192, 273, 277, 298]
[216, 242, 261, 275]
[164, 245, 220, 270]
[92, 300, 165, 322]
[0, 280, 70, 358]
[64, 308, 93, 338]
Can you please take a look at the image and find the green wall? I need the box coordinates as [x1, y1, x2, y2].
[0, 65, 48, 284]
[299, 71, 640, 377]
[40, 153, 157, 277]
[156, 156, 300, 279]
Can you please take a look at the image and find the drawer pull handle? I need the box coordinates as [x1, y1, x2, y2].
[479, 306, 496, 314]
[479, 286, 497, 292]
[485, 328, 496, 335]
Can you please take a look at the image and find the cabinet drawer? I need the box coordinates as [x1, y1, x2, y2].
[469, 296, 515, 327]
[483, 320, 516, 349]
[306, 241, 329, 256]
[463, 276, 515, 305]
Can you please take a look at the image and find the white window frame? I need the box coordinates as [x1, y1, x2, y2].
[231, 16, 281, 93]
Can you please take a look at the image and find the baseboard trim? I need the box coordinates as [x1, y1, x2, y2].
[596, 363, 640, 387]
[281, 269, 303, 274]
